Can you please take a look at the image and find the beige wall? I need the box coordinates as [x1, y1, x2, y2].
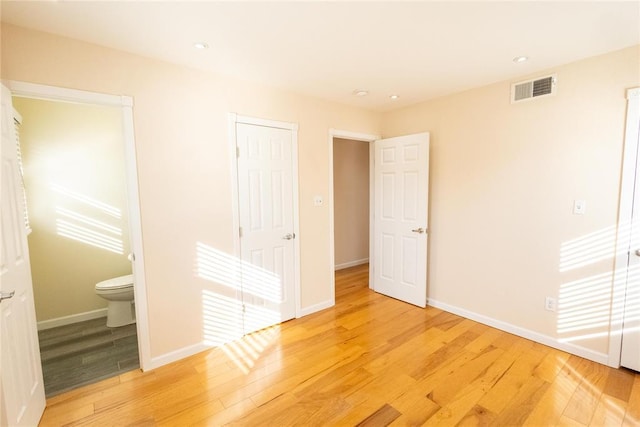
[333, 138, 369, 267]
[13, 97, 132, 321]
[1, 24, 380, 358]
[382, 45, 640, 356]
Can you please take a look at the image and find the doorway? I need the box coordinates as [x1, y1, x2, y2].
[6, 81, 149, 398]
[329, 130, 430, 307]
[332, 137, 371, 301]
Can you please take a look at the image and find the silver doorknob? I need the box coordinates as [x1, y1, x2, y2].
[0, 290, 15, 302]
[283, 233, 295, 240]
[635, 249, 640, 257]
[411, 228, 425, 234]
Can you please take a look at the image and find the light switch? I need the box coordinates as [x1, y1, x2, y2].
[573, 200, 586, 215]
[314, 195, 323, 206]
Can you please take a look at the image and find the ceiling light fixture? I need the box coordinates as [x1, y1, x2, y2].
[193, 42, 209, 50]
[390, 94, 399, 100]
[513, 55, 529, 63]
[353, 90, 369, 97]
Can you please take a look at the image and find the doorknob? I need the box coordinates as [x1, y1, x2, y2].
[0, 290, 15, 303]
[411, 228, 425, 234]
[283, 233, 296, 240]
[635, 249, 640, 257]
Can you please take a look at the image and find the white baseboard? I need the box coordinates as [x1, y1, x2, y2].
[427, 299, 610, 366]
[335, 258, 369, 271]
[147, 299, 337, 371]
[147, 342, 211, 371]
[298, 299, 334, 317]
[37, 308, 108, 331]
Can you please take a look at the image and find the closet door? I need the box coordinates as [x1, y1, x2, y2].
[236, 122, 297, 334]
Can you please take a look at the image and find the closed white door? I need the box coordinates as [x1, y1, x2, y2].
[0, 84, 46, 426]
[236, 123, 296, 334]
[373, 133, 430, 307]
[621, 89, 640, 371]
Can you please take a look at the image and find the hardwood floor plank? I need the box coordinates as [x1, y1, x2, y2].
[356, 403, 401, 427]
[456, 404, 498, 427]
[562, 356, 610, 425]
[623, 375, 640, 426]
[37, 264, 640, 426]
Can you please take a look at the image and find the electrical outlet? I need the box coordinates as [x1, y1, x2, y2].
[545, 297, 557, 312]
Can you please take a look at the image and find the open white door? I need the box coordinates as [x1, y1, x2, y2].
[236, 121, 297, 334]
[0, 84, 46, 426]
[373, 133, 429, 307]
[621, 88, 640, 372]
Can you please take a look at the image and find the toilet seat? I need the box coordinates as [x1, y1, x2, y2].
[95, 274, 134, 291]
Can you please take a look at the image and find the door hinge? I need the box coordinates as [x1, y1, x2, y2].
[236, 146, 240, 158]
[239, 227, 243, 238]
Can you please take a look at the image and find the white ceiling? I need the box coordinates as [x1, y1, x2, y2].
[2, 1, 639, 112]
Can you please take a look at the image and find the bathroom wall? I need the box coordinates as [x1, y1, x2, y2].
[13, 97, 132, 323]
[333, 138, 370, 268]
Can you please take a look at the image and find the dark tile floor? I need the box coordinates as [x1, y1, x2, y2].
[38, 317, 139, 397]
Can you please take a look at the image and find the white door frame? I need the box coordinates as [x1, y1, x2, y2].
[328, 129, 380, 305]
[609, 87, 640, 367]
[6, 81, 151, 371]
[228, 113, 301, 318]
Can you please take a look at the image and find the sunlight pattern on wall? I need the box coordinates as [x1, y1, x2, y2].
[557, 272, 616, 342]
[50, 183, 121, 218]
[559, 224, 628, 272]
[198, 242, 283, 374]
[51, 183, 123, 254]
[196, 241, 282, 303]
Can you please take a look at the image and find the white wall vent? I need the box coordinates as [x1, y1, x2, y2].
[511, 74, 557, 103]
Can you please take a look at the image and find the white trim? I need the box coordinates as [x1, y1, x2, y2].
[235, 114, 297, 131]
[8, 81, 151, 371]
[328, 129, 380, 305]
[428, 299, 609, 366]
[6, 81, 129, 107]
[609, 86, 640, 367]
[147, 343, 210, 371]
[228, 113, 301, 320]
[37, 308, 108, 331]
[298, 299, 334, 317]
[335, 258, 369, 271]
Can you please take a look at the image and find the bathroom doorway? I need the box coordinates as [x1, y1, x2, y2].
[12, 94, 141, 397]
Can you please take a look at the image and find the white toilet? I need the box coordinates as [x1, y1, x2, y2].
[95, 274, 136, 327]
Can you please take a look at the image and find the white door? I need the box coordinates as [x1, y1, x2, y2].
[0, 85, 46, 426]
[621, 88, 640, 371]
[373, 133, 429, 307]
[236, 122, 297, 335]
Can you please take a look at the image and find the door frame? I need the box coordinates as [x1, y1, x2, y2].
[228, 113, 301, 318]
[609, 86, 640, 367]
[328, 129, 380, 304]
[6, 81, 152, 371]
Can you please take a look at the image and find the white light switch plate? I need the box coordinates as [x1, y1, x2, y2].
[573, 200, 586, 215]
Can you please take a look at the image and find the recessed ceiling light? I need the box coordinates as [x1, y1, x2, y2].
[390, 94, 399, 100]
[193, 42, 209, 50]
[353, 90, 369, 97]
[513, 56, 529, 63]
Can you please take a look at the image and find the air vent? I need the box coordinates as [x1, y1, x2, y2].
[511, 74, 556, 103]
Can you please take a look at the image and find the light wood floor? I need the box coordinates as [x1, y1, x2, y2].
[40, 264, 640, 426]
